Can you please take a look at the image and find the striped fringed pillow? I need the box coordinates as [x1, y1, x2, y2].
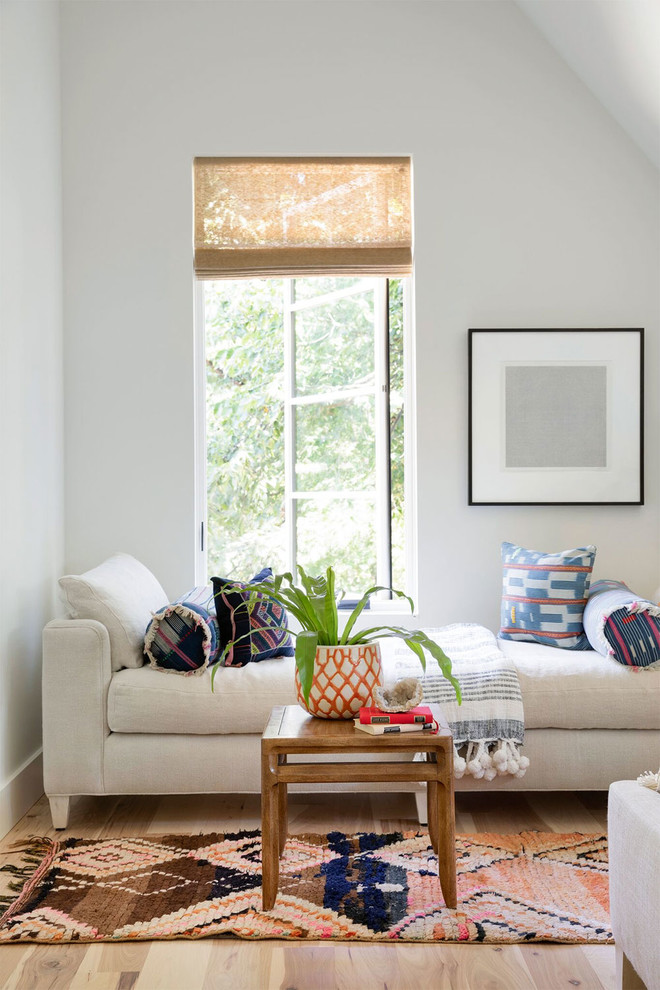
[144, 586, 219, 675]
[499, 542, 596, 650]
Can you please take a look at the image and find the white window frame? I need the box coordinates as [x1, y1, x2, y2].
[284, 278, 391, 596]
[193, 276, 418, 611]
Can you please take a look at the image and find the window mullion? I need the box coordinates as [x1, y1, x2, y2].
[374, 279, 392, 593]
[288, 280, 374, 313]
[291, 386, 373, 407]
[283, 280, 297, 576]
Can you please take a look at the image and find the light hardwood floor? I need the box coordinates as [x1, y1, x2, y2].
[0, 790, 614, 990]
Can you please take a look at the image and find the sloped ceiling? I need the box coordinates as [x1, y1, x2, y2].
[516, 0, 660, 168]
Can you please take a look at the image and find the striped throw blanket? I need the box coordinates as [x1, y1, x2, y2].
[386, 623, 529, 780]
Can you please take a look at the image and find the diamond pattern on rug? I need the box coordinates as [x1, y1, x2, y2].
[60, 837, 189, 876]
[0, 829, 612, 943]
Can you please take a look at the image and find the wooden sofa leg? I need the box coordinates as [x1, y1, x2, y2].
[415, 787, 428, 825]
[49, 796, 71, 830]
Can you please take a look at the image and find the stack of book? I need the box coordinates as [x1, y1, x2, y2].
[354, 705, 438, 735]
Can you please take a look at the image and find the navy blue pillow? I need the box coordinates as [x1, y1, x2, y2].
[211, 568, 294, 667]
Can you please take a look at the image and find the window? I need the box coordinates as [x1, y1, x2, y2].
[200, 276, 409, 598]
[193, 157, 413, 598]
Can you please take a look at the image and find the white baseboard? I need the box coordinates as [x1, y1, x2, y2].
[0, 749, 44, 839]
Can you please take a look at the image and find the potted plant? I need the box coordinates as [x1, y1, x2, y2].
[211, 567, 461, 719]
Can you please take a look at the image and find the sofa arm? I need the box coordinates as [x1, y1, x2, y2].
[42, 619, 112, 798]
[608, 780, 660, 990]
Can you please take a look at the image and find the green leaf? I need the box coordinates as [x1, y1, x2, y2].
[410, 631, 462, 703]
[297, 566, 329, 634]
[295, 630, 318, 707]
[345, 624, 405, 644]
[340, 585, 410, 644]
[288, 583, 325, 633]
[323, 567, 338, 645]
[354, 626, 462, 704]
[216, 579, 312, 631]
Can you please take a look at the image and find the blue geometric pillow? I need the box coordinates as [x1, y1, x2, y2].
[211, 567, 294, 667]
[144, 585, 219, 675]
[499, 542, 596, 650]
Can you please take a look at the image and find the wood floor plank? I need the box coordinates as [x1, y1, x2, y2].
[443, 943, 536, 990]
[576, 792, 610, 831]
[456, 792, 550, 833]
[67, 796, 125, 839]
[64, 942, 151, 990]
[148, 794, 262, 836]
[287, 792, 376, 834]
[333, 944, 404, 990]
[133, 940, 213, 990]
[582, 945, 618, 990]
[69, 969, 120, 990]
[6, 795, 55, 840]
[526, 792, 608, 834]
[3, 943, 88, 990]
[98, 942, 149, 973]
[277, 945, 339, 990]
[201, 940, 273, 990]
[455, 807, 478, 833]
[96, 942, 150, 975]
[264, 944, 286, 990]
[67, 944, 105, 989]
[0, 947, 35, 990]
[117, 974, 140, 990]
[384, 943, 457, 990]
[368, 790, 419, 829]
[96, 796, 160, 840]
[520, 943, 608, 990]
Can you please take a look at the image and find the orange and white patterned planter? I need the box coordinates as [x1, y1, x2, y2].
[295, 643, 382, 719]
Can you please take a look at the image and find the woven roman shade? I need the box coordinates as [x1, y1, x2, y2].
[193, 157, 412, 279]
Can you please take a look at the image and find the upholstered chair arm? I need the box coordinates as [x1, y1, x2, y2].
[42, 619, 112, 806]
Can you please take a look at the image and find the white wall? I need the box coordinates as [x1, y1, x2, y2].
[60, 0, 659, 629]
[0, 1, 64, 831]
[516, 0, 660, 168]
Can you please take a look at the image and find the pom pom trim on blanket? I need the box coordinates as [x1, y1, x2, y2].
[390, 623, 529, 781]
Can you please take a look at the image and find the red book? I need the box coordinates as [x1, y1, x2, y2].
[359, 705, 433, 725]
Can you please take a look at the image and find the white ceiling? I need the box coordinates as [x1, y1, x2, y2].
[516, 0, 660, 169]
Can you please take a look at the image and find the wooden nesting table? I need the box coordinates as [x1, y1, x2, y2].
[260, 704, 456, 911]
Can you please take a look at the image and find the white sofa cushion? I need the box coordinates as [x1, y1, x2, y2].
[60, 553, 168, 671]
[108, 656, 298, 733]
[499, 638, 660, 729]
[107, 648, 407, 734]
[107, 634, 660, 734]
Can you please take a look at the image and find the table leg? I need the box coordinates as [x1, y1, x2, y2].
[436, 778, 457, 909]
[278, 754, 288, 856]
[261, 750, 280, 911]
[427, 778, 438, 853]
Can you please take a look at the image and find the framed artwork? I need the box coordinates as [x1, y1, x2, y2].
[468, 329, 644, 506]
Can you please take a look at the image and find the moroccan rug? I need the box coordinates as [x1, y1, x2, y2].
[0, 829, 611, 944]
